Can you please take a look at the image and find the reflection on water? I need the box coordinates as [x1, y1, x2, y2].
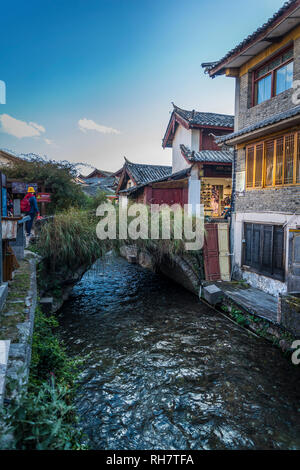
[59, 257, 300, 450]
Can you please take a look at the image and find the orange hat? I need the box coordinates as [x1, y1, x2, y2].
[27, 186, 35, 193]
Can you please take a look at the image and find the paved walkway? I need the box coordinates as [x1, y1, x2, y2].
[204, 281, 278, 324]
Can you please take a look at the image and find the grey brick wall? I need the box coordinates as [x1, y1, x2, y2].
[236, 36, 300, 131]
[236, 186, 300, 213]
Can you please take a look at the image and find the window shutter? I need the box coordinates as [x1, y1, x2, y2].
[252, 224, 261, 268]
[243, 223, 284, 281]
[261, 225, 273, 274]
[273, 226, 284, 277]
[244, 223, 252, 265]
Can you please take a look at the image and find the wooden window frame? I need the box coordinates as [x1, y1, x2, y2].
[245, 130, 300, 190]
[252, 46, 294, 107]
[242, 222, 285, 281]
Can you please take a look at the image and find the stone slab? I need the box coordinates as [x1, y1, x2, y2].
[0, 340, 10, 405]
[202, 284, 223, 305]
[0, 283, 8, 313]
[202, 281, 278, 324]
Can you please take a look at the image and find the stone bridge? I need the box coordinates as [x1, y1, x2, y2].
[119, 244, 203, 295]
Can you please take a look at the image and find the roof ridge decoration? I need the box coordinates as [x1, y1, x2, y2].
[202, 0, 300, 77]
[172, 103, 234, 121]
[125, 160, 172, 169]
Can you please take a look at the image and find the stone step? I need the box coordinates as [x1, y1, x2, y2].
[0, 340, 10, 405]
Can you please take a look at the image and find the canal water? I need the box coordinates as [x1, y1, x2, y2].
[58, 257, 300, 450]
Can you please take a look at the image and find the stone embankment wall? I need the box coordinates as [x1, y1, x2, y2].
[0, 251, 38, 403]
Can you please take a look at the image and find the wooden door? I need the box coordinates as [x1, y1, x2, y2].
[203, 223, 221, 281]
[218, 223, 230, 281]
[288, 229, 300, 292]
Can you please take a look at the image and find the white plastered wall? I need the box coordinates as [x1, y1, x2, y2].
[172, 125, 199, 173]
[188, 165, 201, 216]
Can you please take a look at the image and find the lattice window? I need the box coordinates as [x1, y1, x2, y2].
[275, 137, 284, 185]
[265, 140, 274, 187]
[246, 131, 300, 189]
[254, 144, 263, 187]
[246, 146, 254, 188]
[284, 134, 295, 185]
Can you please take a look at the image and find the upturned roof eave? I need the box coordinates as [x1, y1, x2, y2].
[205, 0, 300, 78]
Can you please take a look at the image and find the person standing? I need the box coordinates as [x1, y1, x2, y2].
[22, 187, 39, 236]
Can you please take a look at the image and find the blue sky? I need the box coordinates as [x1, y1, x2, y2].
[0, 0, 284, 172]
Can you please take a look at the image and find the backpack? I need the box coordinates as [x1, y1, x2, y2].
[20, 194, 31, 213]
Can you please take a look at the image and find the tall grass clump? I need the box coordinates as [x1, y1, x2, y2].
[37, 208, 106, 272]
[120, 203, 204, 263]
[36, 202, 204, 275]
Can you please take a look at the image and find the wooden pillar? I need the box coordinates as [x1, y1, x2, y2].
[144, 186, 152, 204]
[13, 199, 21, 216]
[40, 185, 46, 216]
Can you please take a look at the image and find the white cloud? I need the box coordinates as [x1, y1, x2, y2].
[30, 122, 46, 134]
[0, 114, 46, 139]
[78, 118, 120, 135]
[44, 138, 53, 145]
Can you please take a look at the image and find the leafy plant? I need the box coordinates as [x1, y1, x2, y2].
[0, 378, 86, 450]
[0, 307, 86, 450]
[30, 307, 79, 387]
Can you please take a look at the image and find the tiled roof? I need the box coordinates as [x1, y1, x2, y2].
[216, 104, 300, 144]
[81, 176, 116, 196]
[180, 145, 233, 163]
[119, 167, 191, 195]
[82, 176, 116, 186]
[82, 168, 113, 178]
[124, 158, 172, 185]
[202, 0, 299, 76]
[173, 104, 234, 128]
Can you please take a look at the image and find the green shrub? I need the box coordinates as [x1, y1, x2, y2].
[0, 307, 86, 450]
[0, 379, 85, 450]
[0, 154, 88, 214]
[30, 308, 78, 387]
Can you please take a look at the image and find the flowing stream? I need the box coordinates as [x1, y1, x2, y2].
[58, 257, 300, 450]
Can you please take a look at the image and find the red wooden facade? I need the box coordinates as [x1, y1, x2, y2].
[139, 185, 188, 206]
[200, 129, 231, 151]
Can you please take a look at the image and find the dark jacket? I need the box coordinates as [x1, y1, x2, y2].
[29, 194, 39, 215]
